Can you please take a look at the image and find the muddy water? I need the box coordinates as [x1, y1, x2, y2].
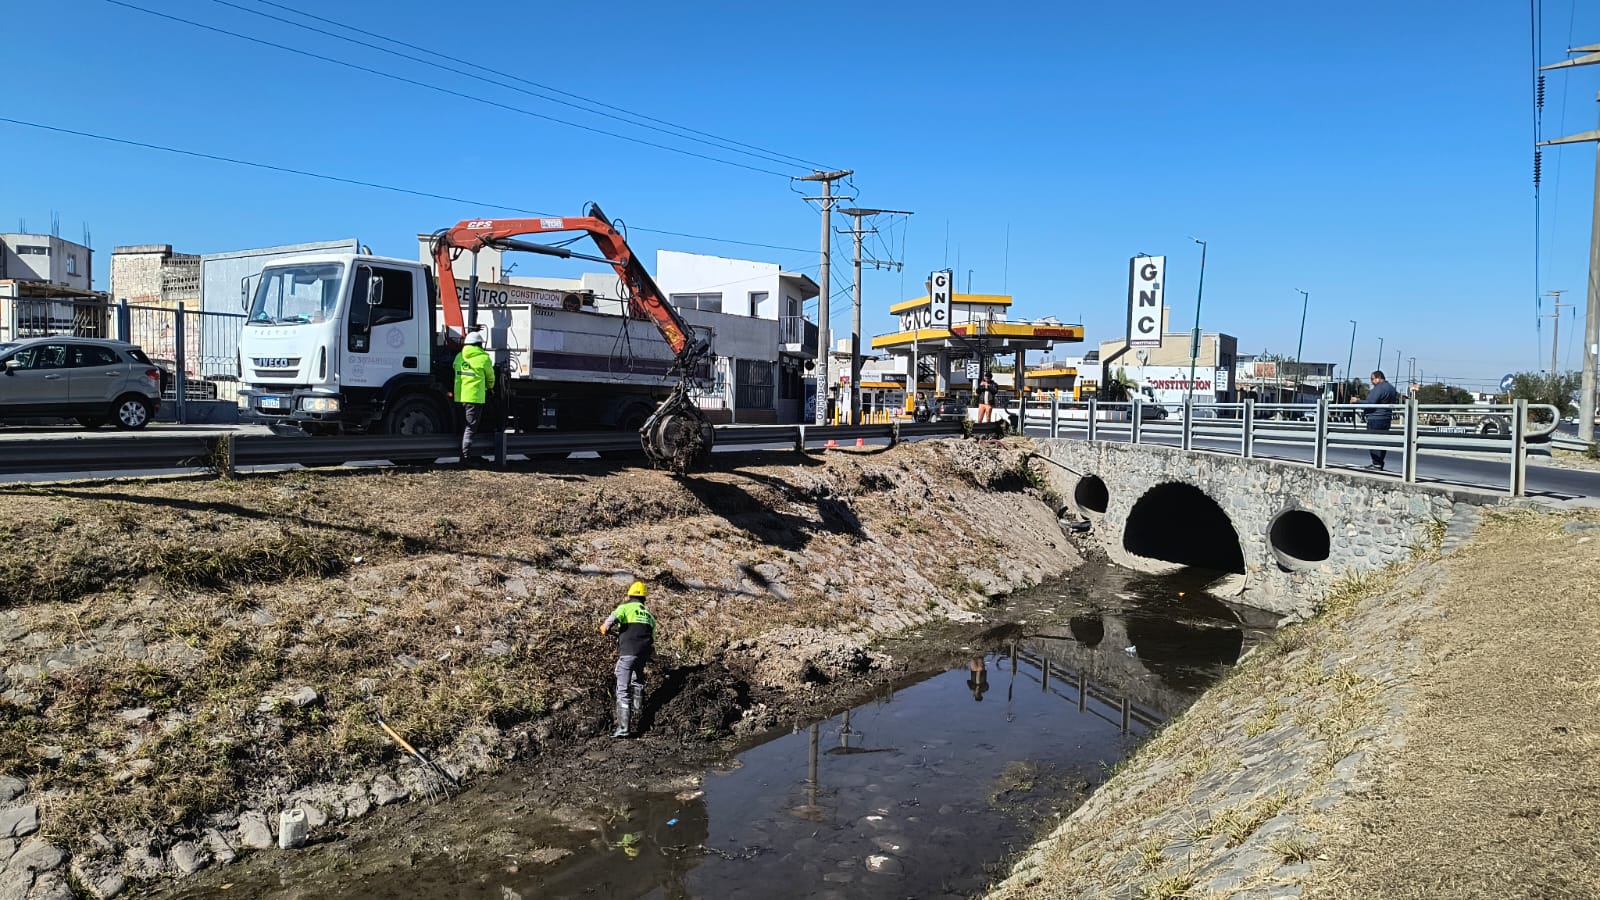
[161, 565, 1273, 900]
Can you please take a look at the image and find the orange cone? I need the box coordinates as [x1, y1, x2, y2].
[856, 437, 866, 447]
[826, 439, 837, 449]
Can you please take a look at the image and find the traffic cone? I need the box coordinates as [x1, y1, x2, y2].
[825, 439, 837, 449]
[856, 437, 866, 447]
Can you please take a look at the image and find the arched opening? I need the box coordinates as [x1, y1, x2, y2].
[1074, 475, 1109, 514]
[1268, 509, 1331, 570]
[1122, 482, 1246, 574]
[1067, 615, 1105, 648]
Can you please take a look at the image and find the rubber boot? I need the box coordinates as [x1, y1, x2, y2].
[630, 686, 645, 735]
[612, 701, 630, 738]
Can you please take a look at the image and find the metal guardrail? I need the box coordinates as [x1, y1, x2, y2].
[0, 421, 994, 478]
[1021, 396, 1565, 497]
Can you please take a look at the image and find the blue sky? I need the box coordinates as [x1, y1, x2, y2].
[3, 0, 1597, 390]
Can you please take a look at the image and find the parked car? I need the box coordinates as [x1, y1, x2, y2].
[0, 337, 162, 430]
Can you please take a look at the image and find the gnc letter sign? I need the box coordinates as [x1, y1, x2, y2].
[1126, 255, 1165, 348]
[928, 269, 952, 329]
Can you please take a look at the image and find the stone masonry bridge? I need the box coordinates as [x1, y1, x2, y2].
[1033, 439, 1501, 616]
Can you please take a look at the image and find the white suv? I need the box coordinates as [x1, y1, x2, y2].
[0, 337, 162, 430]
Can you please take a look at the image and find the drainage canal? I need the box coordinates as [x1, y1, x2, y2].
[1122, 482, 1246, 574]
[164, 565, 1275, 900]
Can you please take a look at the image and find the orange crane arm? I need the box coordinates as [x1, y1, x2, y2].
[430, 205, 701, 365]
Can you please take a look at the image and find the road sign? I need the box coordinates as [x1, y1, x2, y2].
[928, 269, 952, 330]
[1499, 373, 1514, 393]
[965, 360, 981, 380]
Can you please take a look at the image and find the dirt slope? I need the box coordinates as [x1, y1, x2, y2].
[0, 438, 1077, 895]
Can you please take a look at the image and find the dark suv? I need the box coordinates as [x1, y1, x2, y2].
[0, 337, 162, 429]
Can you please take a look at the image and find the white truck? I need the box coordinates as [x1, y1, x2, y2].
[237, 205, 717, 470]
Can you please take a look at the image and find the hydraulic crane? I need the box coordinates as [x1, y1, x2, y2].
[430, 203, 715, 472]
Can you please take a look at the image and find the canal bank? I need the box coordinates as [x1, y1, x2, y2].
[148, 562, 1273, 899]
[986, 505, 1600, 900]
[0, 438, 1081, 897]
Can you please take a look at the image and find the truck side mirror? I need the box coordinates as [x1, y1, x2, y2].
[366, 276, 384, 307]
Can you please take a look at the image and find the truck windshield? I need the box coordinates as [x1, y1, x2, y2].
[247, 264, 345, 325]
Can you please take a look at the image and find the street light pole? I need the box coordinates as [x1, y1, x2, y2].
[1376, 336, 1384, 374]
[1293, 288, 1309, 403]
[1538, 52, 1600, 444]
[1187, 237, 1207, 406]
[1345, 320, 1357, 403]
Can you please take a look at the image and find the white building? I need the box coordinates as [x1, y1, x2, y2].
[655, 250, 820, 424]
[0, 233, 93, 291]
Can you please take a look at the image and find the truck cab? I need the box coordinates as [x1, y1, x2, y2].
[238, 253, 451, 434]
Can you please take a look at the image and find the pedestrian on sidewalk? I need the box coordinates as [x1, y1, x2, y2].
[454, 331, 495, 464]
[600, 580, 657, 738]
[1360, 369, 1400, 470]
[976, 375, 996, 425]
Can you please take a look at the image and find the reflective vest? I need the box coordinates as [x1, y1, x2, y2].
[453, 345, 495, 405]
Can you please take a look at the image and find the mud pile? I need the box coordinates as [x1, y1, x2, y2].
[0, 438, 1077, 897]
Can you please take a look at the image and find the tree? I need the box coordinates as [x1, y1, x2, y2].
[1099, 365, 1139, 401]
[1507, 371, 1581, 421]
[1414, 382, 1473, 405]
[1335, 378, 1368, 402]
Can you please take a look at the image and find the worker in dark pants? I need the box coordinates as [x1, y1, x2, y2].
[600, 581, 656, 738]
[454, 331, 495, 464]
[1360, 369, 1400, 470]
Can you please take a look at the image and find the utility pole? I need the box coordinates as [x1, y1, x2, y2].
[838, 206, 912, 424]
[1187, 237, 1208, 406]
[1539, 47, 1600, 444]
[1542, 289, 1571, 376]
[1293, 289, 1310, 402]
[1345, 320, 1357, 403]
[798, 170, 853, 425]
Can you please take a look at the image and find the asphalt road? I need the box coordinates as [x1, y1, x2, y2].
[1027, 425, 1600, 500]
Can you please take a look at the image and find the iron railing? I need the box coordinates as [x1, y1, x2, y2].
[0, 421, 999, 479]
[1019, 396, 1562, 497]
[778, 316, 818, 355]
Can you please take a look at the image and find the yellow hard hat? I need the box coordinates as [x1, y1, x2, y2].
[627, 580, 647, 598]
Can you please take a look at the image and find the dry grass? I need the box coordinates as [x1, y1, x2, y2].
[1, 441, 1070, 854]
[1306, 508, 1600, 900]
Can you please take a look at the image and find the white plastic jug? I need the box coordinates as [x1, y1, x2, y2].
[278, 808, 308, 849]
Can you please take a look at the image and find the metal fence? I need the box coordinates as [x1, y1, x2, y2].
[1018, 395, 1563, 497]
[5, 297, 113, 340]
[117, 301, 245, 405]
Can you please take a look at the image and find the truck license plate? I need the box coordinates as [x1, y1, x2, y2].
[259, 396, 288, 410]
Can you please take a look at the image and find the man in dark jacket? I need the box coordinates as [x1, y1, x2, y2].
[1360, 370, 1401, 470]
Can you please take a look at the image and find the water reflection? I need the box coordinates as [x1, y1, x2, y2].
[534, 578, 1265, 900]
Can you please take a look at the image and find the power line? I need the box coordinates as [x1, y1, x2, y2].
[207, 0, 828, 173]
[97, 0, 797, 178]
[0, 115, 814, 254]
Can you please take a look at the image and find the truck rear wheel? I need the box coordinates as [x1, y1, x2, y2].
[385, 395, 447, 436]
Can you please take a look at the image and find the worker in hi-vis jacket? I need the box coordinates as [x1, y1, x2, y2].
[453, 331, 495, 464]
[600, 581, 656, 738]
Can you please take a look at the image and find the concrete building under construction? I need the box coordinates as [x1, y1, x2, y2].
[110, 244, 200, 309]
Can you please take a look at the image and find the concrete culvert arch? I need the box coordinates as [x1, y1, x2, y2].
[1122, 482, 1245, 574]
[1268, 509, 1331, 570]
[1074, 475, 1109, 514]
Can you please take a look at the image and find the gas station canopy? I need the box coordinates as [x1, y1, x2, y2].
[869, 293, 1083, 353]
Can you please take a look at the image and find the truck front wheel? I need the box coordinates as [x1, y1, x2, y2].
[385, 395, 447, 436]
